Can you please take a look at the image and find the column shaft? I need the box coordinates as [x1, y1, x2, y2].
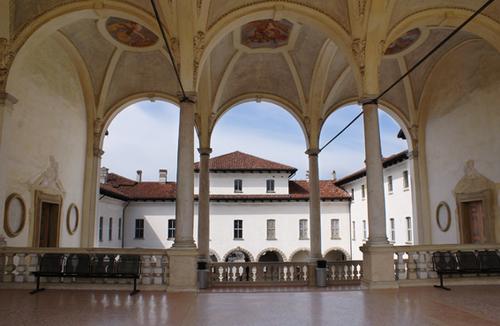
[362, 102, 389, 245]
[307, 149, 322, 260]
[173, 97, 196, 248]
[197, 148, 211, 261]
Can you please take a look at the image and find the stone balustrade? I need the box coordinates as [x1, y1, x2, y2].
[326, 260, 363, 284]
[0, 247, 169, 289]
[209, 262, 310, 286]
[393, 244, 500, 283]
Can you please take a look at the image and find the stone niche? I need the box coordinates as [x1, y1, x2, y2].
[454, 160, 498, 244]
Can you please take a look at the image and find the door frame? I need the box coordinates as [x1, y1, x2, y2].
[33, 190, 62, 248]
[456, 190, 493, 244]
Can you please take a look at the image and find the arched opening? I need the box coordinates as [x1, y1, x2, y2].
[290, 249, 310, 262]
[257, 249, 285, 262]
[224, 248, 253, 262]
[324, 249, 348, 262]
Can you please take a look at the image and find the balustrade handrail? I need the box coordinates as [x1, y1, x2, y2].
[0, 246, 168, 256]
[393, 243, 500, 252]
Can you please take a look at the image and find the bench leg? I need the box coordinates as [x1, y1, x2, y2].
[433, 274, 451, 291]
[130, 278, 140, 296]
[30, 276, 46, 294]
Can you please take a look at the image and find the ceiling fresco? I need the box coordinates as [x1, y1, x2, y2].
[385, 28, 421, 55]
[241, 19, 293, 49]
[105, 17, 158, 48]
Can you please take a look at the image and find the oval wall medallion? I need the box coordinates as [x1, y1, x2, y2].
[4, 193, 26, 237]
[66, 203, 79, 235]
[436, 201, 451, 232]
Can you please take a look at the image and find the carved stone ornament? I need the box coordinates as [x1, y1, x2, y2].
[358, 0, 367, 19]
[193, 31, 205, 83]
[31, 156, 65, 195]
[352, 38, 366, 75]
[0, 38, 16, 93]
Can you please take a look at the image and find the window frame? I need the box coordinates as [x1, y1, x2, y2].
[403, 170, 409, 190]
[118, 218, 122, 241]
[299, 219, 308, 240]
[234, 219, 243, 240]
[108, 217, 113, 241]
[363, 220, 367, 240]
[406, 216, 412, 243]
[352, 221, 356, 241]
[266, 179, 275, 193]
[361, 184, 366, 199]
[167, 219, 176, 240]
[135, 218, 144, 239]
[234, 179, 243, 193]
[266, 219, 276, 240]
[331, 218, 340, 239]
[387, 175, 393, 193]
[390, 218, 395, 242]
[98, 216, 103, 242]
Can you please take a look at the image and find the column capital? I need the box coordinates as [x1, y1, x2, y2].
[305, 148, 320, 156]
[198, 147, 212, 155]
[93, 146, 104, 158]
[177, 91, 197, 103]
[0, 92, 17, 108]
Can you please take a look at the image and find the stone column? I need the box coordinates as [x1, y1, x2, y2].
[173, 94, 196, 248]
[360, 100, 396, 289]
[362, 101, 389, 246]
[306, 148, 322, 261]
[0, 93, 17, 154]
[168, 93, 197, 291]
[197, 147, 212, 261]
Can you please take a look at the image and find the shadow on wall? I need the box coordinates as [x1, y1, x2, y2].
[124, 217, 169, 249]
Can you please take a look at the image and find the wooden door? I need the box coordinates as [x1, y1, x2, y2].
[39, 202, 59, 247]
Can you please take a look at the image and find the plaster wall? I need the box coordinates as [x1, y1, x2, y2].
[0, 36, 87, 247]
[96, 196, 126, 248]
[194, 172, 290, 195]
[423, 41, 500, 244]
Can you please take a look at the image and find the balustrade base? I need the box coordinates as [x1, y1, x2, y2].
[360, 244, 398, 289]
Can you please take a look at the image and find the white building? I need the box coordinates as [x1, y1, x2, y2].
[97, 151, 412, 262]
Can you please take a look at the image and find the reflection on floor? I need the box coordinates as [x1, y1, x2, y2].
[1, 286, 499, 325]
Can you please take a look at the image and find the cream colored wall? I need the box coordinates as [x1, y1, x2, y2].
[0, 36, 87, 247]
[422, 40, 500, 244]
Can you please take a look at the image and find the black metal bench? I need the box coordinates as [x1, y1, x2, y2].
[30, 253, 141, 295]
[432, 250, 500, 290]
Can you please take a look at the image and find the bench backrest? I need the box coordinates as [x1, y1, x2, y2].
[478, 251, 500, 270]
[116, 255, 141, 275]
[92, 254, 116, 274]
[456, 251, 480, 271]
[65, 254, 91, 274]
[432, 251, 458, 272]
[39, 253, 65, 273]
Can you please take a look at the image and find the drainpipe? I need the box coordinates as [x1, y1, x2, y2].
[121, 202, 129, 248]
[348, 199, 352, 259]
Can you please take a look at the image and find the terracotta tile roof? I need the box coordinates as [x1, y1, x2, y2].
[194, 151, 297, 173]
[100, 175, 349, 202]
[335, 150, 409, 186]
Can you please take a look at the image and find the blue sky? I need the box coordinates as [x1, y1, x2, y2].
[102, 101, 407, 181]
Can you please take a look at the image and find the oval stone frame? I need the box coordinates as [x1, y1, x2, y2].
[3, 193, 26, 237]
[66, 203, 79, 235]
[436, 201, 451, 232]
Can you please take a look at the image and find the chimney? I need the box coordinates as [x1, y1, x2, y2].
[136, 170, 142, 182]
[306, 170, 310, 180]
[100, 167, 109, 184]
[332, 170, 337, 181]
[159, 169, 168, 183]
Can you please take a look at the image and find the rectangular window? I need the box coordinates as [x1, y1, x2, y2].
[118, 218, 122, 241]
[299, 219, 308, 240]
[234, 179, 243, 193]
[406, 216, 412, 242]
[266, 219, 276, 240]
[390, 218, 395, 242]
[234, 219, 243, 239]
[361, 184, 366, 199]
[98, 217, 103, 242]
[168, 219, 176, 240]
[135, 219, 144, 239]
[108, 217, 113, 241]
[266, 179, 275, 193]
[352, 221, 356, 240]
[331, 219, 340, 239]
[387, 175, 393, 193]
[351, 188, 354, 201]
[363, 220, 367, 240]
[403, 170, 409, 189]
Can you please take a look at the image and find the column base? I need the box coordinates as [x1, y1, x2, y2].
[166, 248, 198, 292]
[360, 244, 398, 290]
[172, 239, 196, 249]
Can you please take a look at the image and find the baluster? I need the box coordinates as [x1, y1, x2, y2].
[14, 253, 26, 283]
[396, 252, 406, 280]
[352, 263, 359, 280]
[0, 251, 5, 283]
[346, 263, 352, 280]
[302, 264, 308, 281]
[27, 254, 39, 283]
[407, 251, 417, 280]
[161, 254, 169, 285]
[333, 264, 339, 281]
[3, 253, 14, 283]
[416, 252, 428, 279]
[358, 263, 363, 280]
[141, 255, 152, 285]
[152, 256, 163, 285]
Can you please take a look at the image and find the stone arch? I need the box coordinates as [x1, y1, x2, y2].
[386, 8, 500, 53]
[256, 248, 288, 262]
[99, 92, 180, 149]
[223, 247, 255, 262]
[209, 249, 221, 263]
[197, 2, 362, 95]
[211, 93, 308, 147]
[289, 248, 310, 262]
[323, 247, 351, 261]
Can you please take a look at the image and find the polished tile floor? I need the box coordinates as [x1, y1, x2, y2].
[1, 286, 499, 326]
